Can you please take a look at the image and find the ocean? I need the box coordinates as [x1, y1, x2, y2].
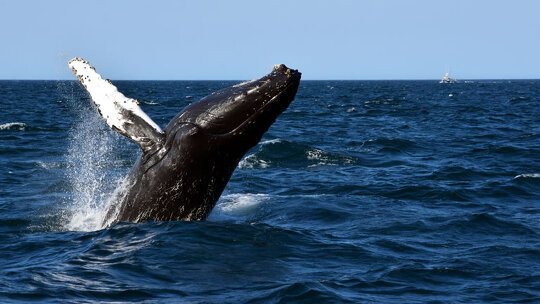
[0, 79, 539, 303]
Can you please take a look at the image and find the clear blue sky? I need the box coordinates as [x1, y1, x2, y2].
[1, 0, 539, 80]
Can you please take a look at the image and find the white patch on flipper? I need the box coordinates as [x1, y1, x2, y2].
[68, 58, 163, 137]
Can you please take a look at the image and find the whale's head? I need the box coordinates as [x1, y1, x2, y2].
[132, 64, 302, 220]
[164, 64, 301, 160]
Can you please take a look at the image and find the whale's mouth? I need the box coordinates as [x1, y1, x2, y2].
[166, 64, 301, 137]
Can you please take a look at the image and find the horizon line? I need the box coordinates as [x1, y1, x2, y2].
[1, 78, 540, 82]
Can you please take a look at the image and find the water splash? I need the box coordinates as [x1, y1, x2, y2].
[57, 81, 132, 232]
[62, 109, 126, 231]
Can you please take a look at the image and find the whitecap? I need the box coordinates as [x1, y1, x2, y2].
[514, 173, 540, 179]
[260, 138, 283, 145]
[306, 148, 337, 166]
[238, 154, 270, 169]
[0, 122, 27, 131]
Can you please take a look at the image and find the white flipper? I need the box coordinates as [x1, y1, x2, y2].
[68, 58, 164, 152]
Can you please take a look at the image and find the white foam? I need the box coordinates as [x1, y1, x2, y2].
[306, 148, 337, 166]
[306, 148, 326, 161]
[514, 173, 540, 179]
[214, 193, 269, 217]
[238, 154, 270, 169]
[65, 178, 130, 231]
[64, 202, 107, 231]
[0, 122, 27, 130]
[260, 138, 283, 145]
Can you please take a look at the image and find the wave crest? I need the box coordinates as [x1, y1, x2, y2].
[209, 193, 270, 221]
[239, 139, 358, 169]
[0, 122, 27, 131]
[514, 173, 540, 179]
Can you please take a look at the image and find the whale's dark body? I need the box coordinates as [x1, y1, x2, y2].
[68, 58, 301, 225]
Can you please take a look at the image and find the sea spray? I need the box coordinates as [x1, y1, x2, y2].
[59, 82, 133, 231]
[63, 110, 114, 230]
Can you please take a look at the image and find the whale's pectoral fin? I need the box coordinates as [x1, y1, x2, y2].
[68, 57, 164, 152]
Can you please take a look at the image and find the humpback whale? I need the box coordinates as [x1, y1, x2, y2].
[68, 58, 301, 225]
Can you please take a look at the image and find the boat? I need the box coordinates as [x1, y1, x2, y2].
[439, 72, 456, 84]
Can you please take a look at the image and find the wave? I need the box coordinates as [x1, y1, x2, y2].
[141, 100, 160, 105]
[0, 122, 27, 131]
[360, 137, 421, 154]
[429, 165, 496, 181]
[364, 97, 404, 105]
[248, 281, 358, 303]
[512, 173, 540, 190]
[210, 193, 335, 223]
[471, 144, 528, 155]
[239, 139, 359, 169]
[439, 213, 537, 236]
[215, 193, 269, 216]
[514, 173, 540, 179]
[510, 96, 531, 103]
[368, 212, 537, 240]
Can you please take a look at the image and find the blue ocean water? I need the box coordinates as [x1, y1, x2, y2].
[1, 79, 539, 303]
